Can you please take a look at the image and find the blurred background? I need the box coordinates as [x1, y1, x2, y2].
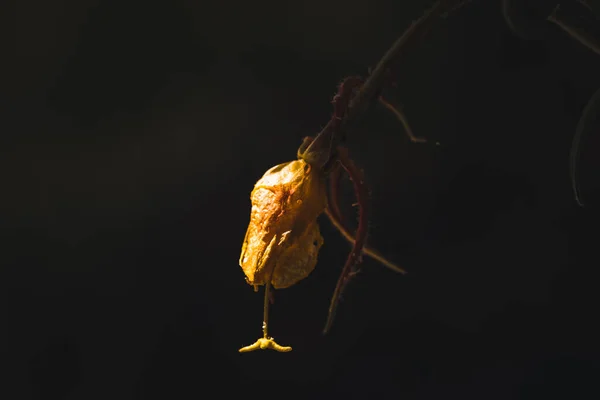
[3, 0, 600, 398]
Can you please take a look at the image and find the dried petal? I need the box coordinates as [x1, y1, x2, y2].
[239, 159, 327, 288]
[272, 220, 324, 289]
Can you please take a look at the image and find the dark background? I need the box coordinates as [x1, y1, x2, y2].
[3, 0, 600, 398]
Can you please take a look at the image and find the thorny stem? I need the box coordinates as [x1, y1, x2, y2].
[299, 0, 600, 335]
[325, 163, 407, 274]
[340, 1, 446, 132]
[323, 146, 370, 334]
[303, 0, 463, 167]
[311, 1, 470, 334]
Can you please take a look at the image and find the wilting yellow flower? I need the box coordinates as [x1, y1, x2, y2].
[239, 159, 327, 289]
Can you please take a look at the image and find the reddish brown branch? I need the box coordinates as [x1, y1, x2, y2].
[301, 0, 463, 166]
[325, 162, 407, 275]
[323, 146, 370, 334]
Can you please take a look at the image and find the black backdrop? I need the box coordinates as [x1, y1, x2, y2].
[3, 0, 600, 399]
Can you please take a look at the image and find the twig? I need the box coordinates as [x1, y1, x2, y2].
[302, 0, 462, 166]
